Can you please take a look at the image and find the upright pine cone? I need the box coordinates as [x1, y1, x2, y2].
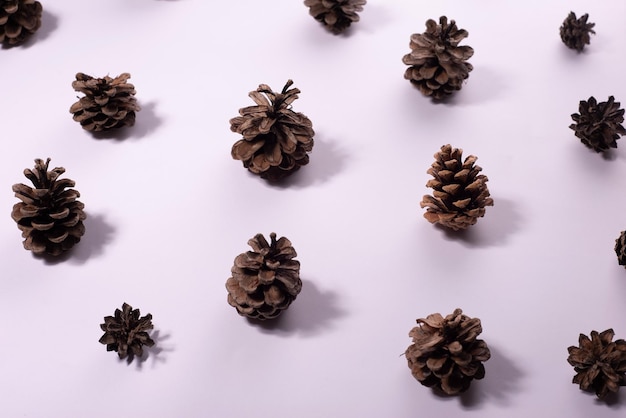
[230, 80, 314, 181]
[560, 12, 595, 52]
[303, 0, 366, 34]
[420, 145, 493, 231]
[405, 309, 491, 395]
[615, 231, 626, 268]
[0, 0, 42, 46]
[99, 303, 155, 360]
[11, 158, 86, 256]
[226, 232, 302, 320]
[402, 16, 474, 100]
[570, 96, 626, 153]
[69, 72, 140, 132]
[567, 329, 626, 399]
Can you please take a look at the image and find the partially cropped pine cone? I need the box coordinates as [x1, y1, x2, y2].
[405, 309, 491, 395]
[0, 0, 42, 46]
[69, 72, 140, 132]
[615, 231, 626, 267]
[560, 12, 595, 52]
[567, 329, 626, 399]
[230, 80, 314, 181]
[570, 96, 626, 153]
[420, 145, 493, 231]
[12, 158, 86, 256]
[226, 233, 302, 320]
[402, 16, 474, 100]
[99, 303, 155, 360]
[303, 0, 366, 34]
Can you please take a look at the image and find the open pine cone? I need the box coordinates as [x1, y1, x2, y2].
[99, 303, 155, 359]
[12, 158, 86, 256]
[615, 231, 626, 268]
[226, 232, 302, 320]
[0, 0, 42, 46]
[402, 16, 474, 100]
[405, 309, 491, 395]
[303, 0, 366, 34]
[560, 12, 595, 52]
[570, 96, 626, 153]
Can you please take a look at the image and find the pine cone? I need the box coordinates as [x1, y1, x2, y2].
[560, 12, 595, 52]
[303, 0, 366, 34]
[567, 329, 626, 399]
[11, 158, 86, 256]
[99, 303, 155, 359]
[570, 96, 626, 153]
[615, 231, 626, 267]
[405, 309, 491, 395]
[69, 72, 140, 132]
[226, 232, 302, 320]
[402, 16, 474, 100]
[0, 0, 42, 46]
[230, 80, 314, 181]
[420, 145, 493, 231]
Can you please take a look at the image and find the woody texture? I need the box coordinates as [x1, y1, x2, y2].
[99, 303, 155, 360]
[560, 12, 595, 52]
[615, 231, 626, 267]
[303, 0, 366, 34]
[0, 0, 42, 45]
[570, 96, 626, 153]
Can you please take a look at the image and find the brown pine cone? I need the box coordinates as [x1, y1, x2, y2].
[0, 0, 42, 46]
[99, 303, 155, 359]
[615, 231, 626, 267]
[560, 12, 595, 52]
[303, 0, 366, 34]
[570, 96, 626, 153]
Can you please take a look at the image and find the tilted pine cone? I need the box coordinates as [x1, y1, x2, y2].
[303, 0, 366, 34]
[570, 96, 626, 153]
[560, 12, 595, 52]
[402, 16, 474, 100]
[567, 329, 626, 399]
[0, 0, 42, 46]
[230, 80, 314, 181]
[405, 309, 491, 395]
[420, 145, 493, 231]
[99, 303, 155, 359]
[69, 72, 140, 132]
[615, 231, 626, 268]
[226, 232, 302, 320]
[11, 158, 86, 256]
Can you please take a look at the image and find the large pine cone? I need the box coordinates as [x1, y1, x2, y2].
[226, 233, 302, 320]
[11, 158, 86, 256]
[402, 16, 474, 100]
[560, 12, 595, 52]
[570, 96, 626, 153]
[230, 80, 314, 181]
[69, 72, 140, 132]
[420, 144, 493, 231]
[303, 0, 366, 34]
[615, 231, 626, 267]
[99, 303, 155, 360]
[405, 309, 491, 395]
[0, 0, 42, 46]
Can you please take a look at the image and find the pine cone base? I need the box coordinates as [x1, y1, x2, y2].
[0, 0, 42, 45]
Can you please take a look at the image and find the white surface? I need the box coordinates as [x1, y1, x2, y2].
[2, 1, 626, 417]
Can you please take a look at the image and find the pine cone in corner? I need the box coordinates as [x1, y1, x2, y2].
[420, 145, 493, 231]
[615, 231, 626, 267]
[567, 329, 626, 399]
[69, 72, 140, 132]
[0, 0, 42, 46]
[11, 158, 86, 256]
[99, 303, 155, 359]
[402, 16, 474, 100]
[570, 96, 626, 153]
[226, 233, 302, 320]
[560, 12, 595, 52]
[303, 0, 366, 34]
[405, 309, 491, 395]
[230, 80, 314, 181]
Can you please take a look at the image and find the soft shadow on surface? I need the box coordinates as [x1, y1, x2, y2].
[90, 101, 162, 141]
[69, 213, 115, 264]
[133, 330, 173, 370]
[3, 9, 58, 49]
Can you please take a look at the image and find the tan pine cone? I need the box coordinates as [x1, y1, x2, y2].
[0, 0, 42, 46]
[303, 0, 366, 34]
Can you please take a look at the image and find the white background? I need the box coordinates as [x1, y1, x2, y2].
[2, 1, 626, 417]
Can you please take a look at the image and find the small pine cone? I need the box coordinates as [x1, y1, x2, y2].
[570, 96, 626, 153]
[560, 12, 595, 52]
[11, 158, 86, 256]
[567, 329, 626, 399]
[230, 80, 314, 181]
[420, 145, 493, 231]
[402, 16, 474, 100]
[405, 309, 491, 395]
[303, 0, 366, 34]
[0, 0, 42, 46]
[99, 303, 155, 359]
[69, 72, 140, 132]
[226, 232, 302, 320]
[615, 231, 626, 267]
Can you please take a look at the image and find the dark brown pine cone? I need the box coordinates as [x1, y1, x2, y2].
[402, 16, 474, 100]
[0, 0, 42, 46]
[11, 158, 86, 256]
[99, 303, 155, 359]
[570, 96, 626, 153]
[226, 233, 302, 320]
[405, 309, 491, 395]
[560, 12, 595, 52]
[303, 0, 366, 34]
[567, 329, 626, 399]
[615, 231, 626, 268]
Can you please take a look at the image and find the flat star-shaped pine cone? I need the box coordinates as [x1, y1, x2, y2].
[570, 96, 626, 153]
[99, 303, 155, 359]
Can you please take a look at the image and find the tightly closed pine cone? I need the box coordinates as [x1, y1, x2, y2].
[421, 145, 493, 231]
[99, 303, 155, 359]
[567, 329, 626, 399]
[230, 80, 314, 181]
[615, 231, 626, 267]
[69, 72, 140, 132]
[570, 96, 626, 153]
[560, 12, 595, 52]
[11, 158, 86, 256]
[402, 16, 473, 100]
[226, 232, 302, 320]
[303, 0, 366, 34]
[405, 309, 491, 395]
[0, 0, 42, 45]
